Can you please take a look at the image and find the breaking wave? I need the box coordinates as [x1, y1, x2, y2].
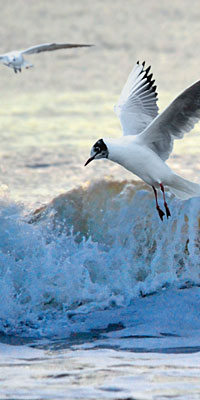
[0, 179, 199, 337]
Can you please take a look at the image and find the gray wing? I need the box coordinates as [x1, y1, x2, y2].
[137, 80, 200, 161]
[22, 42, 93, 55]
[114, 61, 159, 135]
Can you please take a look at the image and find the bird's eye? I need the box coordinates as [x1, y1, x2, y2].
[95, 146, 100, 153]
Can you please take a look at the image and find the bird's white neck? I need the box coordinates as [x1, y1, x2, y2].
[103, 136, 136, 164]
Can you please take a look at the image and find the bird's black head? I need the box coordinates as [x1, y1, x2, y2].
[85, 139, 109, 166]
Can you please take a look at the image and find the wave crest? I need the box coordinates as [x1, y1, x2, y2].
[0, 179, 200, 337]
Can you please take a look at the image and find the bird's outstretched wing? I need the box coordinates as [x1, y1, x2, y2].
[22, 42, 93, 55]
[137, 80, 200, 161]
[114, 61, 159, 135]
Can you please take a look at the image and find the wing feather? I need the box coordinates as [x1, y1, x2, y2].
[114, 61, 159, 135]
[137, 80, 200, 161]
[22, 42, 93, 55]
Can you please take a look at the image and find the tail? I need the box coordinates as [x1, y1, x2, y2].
[23, 60, 33, 69]
[168, 174, 200, 200]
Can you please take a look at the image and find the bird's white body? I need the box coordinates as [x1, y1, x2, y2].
[2, 51, 32, 71]
[86, 61, 200, 219]
[104, 136, 172, 187]
[103, 135, 200, 202]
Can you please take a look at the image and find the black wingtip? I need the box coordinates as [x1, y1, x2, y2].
[136, 60, 158, 98]
[145, 66, 151, 75]
[148, 73, 153, 81]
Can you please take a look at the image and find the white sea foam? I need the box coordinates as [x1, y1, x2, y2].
[0, 180, 200, 338]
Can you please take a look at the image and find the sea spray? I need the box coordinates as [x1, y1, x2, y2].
[0, 179, 199, 337]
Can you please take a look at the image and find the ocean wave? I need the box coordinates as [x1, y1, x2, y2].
[0, 179, 199, 337]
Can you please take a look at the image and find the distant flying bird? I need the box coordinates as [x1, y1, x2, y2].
[85, 61, 200, 220]
[0, 42, 93, 73]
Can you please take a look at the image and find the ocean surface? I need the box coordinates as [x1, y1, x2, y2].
[1, 1, 200, 399]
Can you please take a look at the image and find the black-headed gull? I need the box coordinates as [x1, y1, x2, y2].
[85, 61, 200, 220]
[0, 42, 93, 73]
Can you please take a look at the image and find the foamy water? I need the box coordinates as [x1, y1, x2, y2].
[1, 345, 200, 399]
[1, 172, 200, 398]
[0, 179, 200, 339]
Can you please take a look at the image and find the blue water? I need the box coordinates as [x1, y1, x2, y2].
[1, 183, 200, 399]
[0, 180, 200, 342]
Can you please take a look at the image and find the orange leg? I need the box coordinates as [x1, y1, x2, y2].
[152, 186, 165, 221]
[160, 184, 171, 218]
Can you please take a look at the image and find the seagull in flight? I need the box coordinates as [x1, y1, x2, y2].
[85, 61, 200, 220]
[0, 42, 93, 73]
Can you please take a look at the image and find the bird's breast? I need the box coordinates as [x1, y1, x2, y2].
[109, 142, 171, 186]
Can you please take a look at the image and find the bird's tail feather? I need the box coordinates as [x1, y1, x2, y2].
[168, 174, 200, 200]
[23, 60, 33, 69]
